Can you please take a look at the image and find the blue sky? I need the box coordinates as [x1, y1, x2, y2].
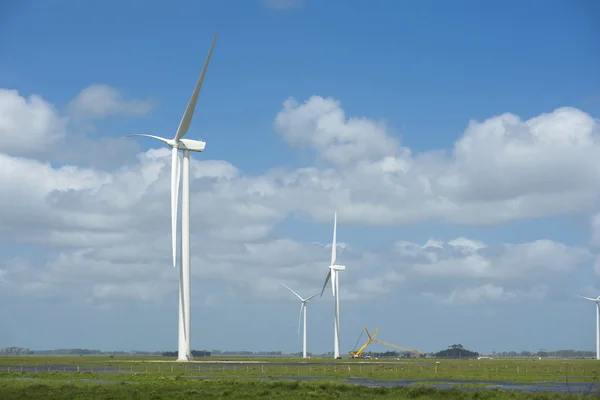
[4, 0, 599, 162]
[1, 0, 600, 355]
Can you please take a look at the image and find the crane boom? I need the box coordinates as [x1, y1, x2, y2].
[349, 327, 378, 358]
[373, 338, 424, 356]
[350, 326, 425, 358]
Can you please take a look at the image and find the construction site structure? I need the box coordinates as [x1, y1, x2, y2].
[349, 326, 425, 359]
[349, 327, 378, 359]
[374, 337, 425, 357]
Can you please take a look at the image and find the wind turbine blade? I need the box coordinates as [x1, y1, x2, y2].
[176, 151, 181, 254]
[579, 295, 598, 301]
[170, 148, 181, 268]
[331, 212, 337, 266]
[320, 270, 331, 297]
[305, 293, 319, 302]
[126, 134, 172, 145]
[331, 269, 336, 296]
[280, 282, 303, 301]
[298, 303, 304, 336]
[173, 32, 218, 142]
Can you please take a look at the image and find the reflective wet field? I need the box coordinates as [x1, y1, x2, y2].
[2, 363, 600, 394]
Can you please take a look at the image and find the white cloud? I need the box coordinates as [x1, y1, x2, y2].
[275, 96, 399, 165]
[0, 86, 598, 313]
[272, 97, 600, 226]
[447, 237, 486, 252]
[0, 85, 153, 170]
[0, 234, 584, 307]
[433, 284, 518, 306]
[409, 239, 590, 280]
[0, 89, 67, 154]
[443, 107, 599, 203]
[425, 283, 550, 306]
[347, 271, 406, 300]
[68, 84, 156, 119]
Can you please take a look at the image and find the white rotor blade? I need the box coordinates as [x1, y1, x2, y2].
[281, 282, 303, 301]
[331, 269, 336, 296]
[320, 269, 331, 297]
[298, 303, 304, 336]
[305, 293, 319, 302]
[126, 134, 173, 146]
[173, 32, 218, 142]
[331, 212, 337, 266]
[170, 148, 181, 268]
[579, 295, 598, 301]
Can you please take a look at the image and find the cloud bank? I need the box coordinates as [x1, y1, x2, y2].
[1, 85, 599, 351]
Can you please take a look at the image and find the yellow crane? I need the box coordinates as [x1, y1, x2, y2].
[373, 338, 425, 357]
[349, 327, 378, 359]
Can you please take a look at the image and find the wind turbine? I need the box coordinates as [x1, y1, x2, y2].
[280, 283, 318, 359]
[127, 33, 218, 362]
[579, 295, 600, 360]
[320, 212, 345, 359]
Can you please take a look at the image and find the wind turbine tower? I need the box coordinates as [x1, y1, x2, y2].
[281, 283, 318, 359]
[320, 212, 345, 359]
[127, 33, 218, 362]
[579, 295, 600, 360]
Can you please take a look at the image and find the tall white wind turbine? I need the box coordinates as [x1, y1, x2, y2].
[127, 33, 218, 362]
[579, 295, 600, 360]
[320, 212, 345, 359]
[281, 283, 318, 359]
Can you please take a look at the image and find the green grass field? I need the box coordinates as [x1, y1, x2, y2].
[1, 356, 599, 398]
[1, 356, 599, 383]
[0, 377, 595, 399]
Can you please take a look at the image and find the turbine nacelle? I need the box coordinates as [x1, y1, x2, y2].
[179, 138, 206, 152]
[126, 134, 206, 153]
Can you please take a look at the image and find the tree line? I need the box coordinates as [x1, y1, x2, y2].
[431, 344, 479, 359]
[161, 350, 211, 357]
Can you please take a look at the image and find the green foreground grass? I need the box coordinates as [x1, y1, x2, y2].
[1, 356, 600, 383]
[0, 377, 594, 400]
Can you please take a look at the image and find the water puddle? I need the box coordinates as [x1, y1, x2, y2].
[345, 377, 600, 394]
[3, 373, 600, 394]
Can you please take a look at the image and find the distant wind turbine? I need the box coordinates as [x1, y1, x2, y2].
[127, 33, 218, 362]
[281, 283, 319, 359]
[579, 295, 600, 360]
[320, 212, 345, 359]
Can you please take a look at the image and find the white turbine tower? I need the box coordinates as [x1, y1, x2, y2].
[320, 212, 345, 359]
[127, 33, 218, 362]
[579, 295, 600, 360]
[280, 283, 318, 359]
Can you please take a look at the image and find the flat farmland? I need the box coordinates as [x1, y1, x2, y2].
[1, 356, 599, 383]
